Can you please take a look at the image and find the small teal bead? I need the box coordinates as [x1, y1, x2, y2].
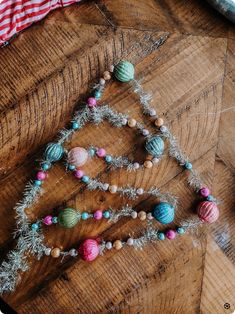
[103, 210, 110, 219]
[114, 61, 135, 82]
[41, 162, 50, 171]
[105, 155, 112, 163]
[34, 180, 42, 186]
[82, 175, 90, 184]
[88, 148, 96, 157]
[71, 121, 80, 130]
[44, 142, 64, 162]
[153, 202, 175, 224]
[94, 90, 102, 100]
[145, 136, 164, 157]
[68, 164, 76, 171]
[177, 227, 185, 235]
[207, 195, 215, 202]
[31, 223, 39, 231]
[52, 217, 58, 224]
[158, 232, 165, 240]
[81, 212, 89, 220]
[185, 162, 193, 170]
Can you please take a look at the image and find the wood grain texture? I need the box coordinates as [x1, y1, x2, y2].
[0, 1, 235, 313]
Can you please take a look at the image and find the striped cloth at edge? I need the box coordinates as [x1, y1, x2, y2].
[0, 0, 81, 46]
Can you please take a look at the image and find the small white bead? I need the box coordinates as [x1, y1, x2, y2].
[133, 162, 140, 170]
[142, 129, 149, 136]
[147, 213, 154, 220]
[137, 188, 144, 195]
[152, 157, 160, 164]
[127, 238, 134, 246]
[109, 185, 117, 193]
[100, 78, 105, 85]
[106, 242, 113, 250]
[131, 211, 138, 219]
[103, 183, 109, 190]
[160, 125, 167, 133]
[149, 109, 156, 116]
[69, 249, 78, 256]
[109, 65, 114, 72]
[45, 248, 51, 256]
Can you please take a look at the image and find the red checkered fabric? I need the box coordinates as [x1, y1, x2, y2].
[0, 0, 81, 46]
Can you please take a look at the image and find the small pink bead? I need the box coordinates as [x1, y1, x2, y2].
[87, 97, 97, 107]
[96, 148, 106, 157]
[36, 171, 46, 180]
[74, 169, 84, 179]
[166, 230, 176, 240]
[94, 210, 103, 220]
[200, 187, 210, 197]
[43, 215, 53, 226]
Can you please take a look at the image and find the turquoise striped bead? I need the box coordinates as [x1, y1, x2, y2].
[44, 142, 64, 162]
[145, 136, 164, 157]
[153, 202, 175, 224]
[114, 61, 135, 82]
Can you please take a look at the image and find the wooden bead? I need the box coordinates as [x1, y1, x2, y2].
[138, 211, 147, 221]
[113, 240, 123, 250]
[146, 154, 153, 160]
[51, 248, 61, 258]
[127, 118, 137, 128]
[154, 118, 164, 127]
[109, 185, 117, 193]
[144, 160, 153, 168]
[103, 71, 111, 80]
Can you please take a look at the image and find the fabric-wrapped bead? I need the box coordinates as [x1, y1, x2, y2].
[44, 142, 64, 162]
[114, 60, 135, 82]
[79, 239, 100, 262]
[145, 136, 164, 157]
[153, 202, 175, 224]
[58, 208, 80, 228]
[68, 147, 88, 167]
[197, 201, 219, 223]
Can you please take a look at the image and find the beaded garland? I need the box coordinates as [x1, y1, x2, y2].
[0, 60, 220, 294]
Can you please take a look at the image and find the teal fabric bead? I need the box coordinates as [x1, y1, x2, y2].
[153, 202, 175, 224]
[71, 121, 80, 130]
[103, 210, 110, 219]
[114, 61, 135, 82]
[31, 223, 39, 231]
[158, 232, 165, 240]
[94, 90, 102, 99]
[52, 217, 58, 224]
[68, 164, 76, 171]
[82, 212, 89, 220]
[41, 162, 50, 171]
[145, 136, 164, 157]
[82, 176, 90, 184]
[105, 155, 112, 163]
[185, 162, 192, 170]
[34, 180, 42, 186]
[177, 227, 185, 234]
[44, 142, 64, 162]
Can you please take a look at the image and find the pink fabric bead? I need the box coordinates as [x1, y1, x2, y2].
[166, 230, 176, 240]
[79, 239, 99, 262]
[36, 171, 46, 180]
[43, 215, 53, 226]
[87, 97, 97, 107]
[74, 169, 84, 179]
[197, 201, 219, 223]
[94, 210, 103, 220]
[68, 147, 88, 167]
[200, 187, 210, 197]
[96, 148, 106, 157]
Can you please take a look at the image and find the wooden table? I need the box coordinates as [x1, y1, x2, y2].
[0, 1, 235, 313]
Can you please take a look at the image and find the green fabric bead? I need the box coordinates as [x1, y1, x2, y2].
[58, 208, 79, 228]
[145, 136, 164, 157]
[44, 142, 64, 162]
[114, 61, 135, 82]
